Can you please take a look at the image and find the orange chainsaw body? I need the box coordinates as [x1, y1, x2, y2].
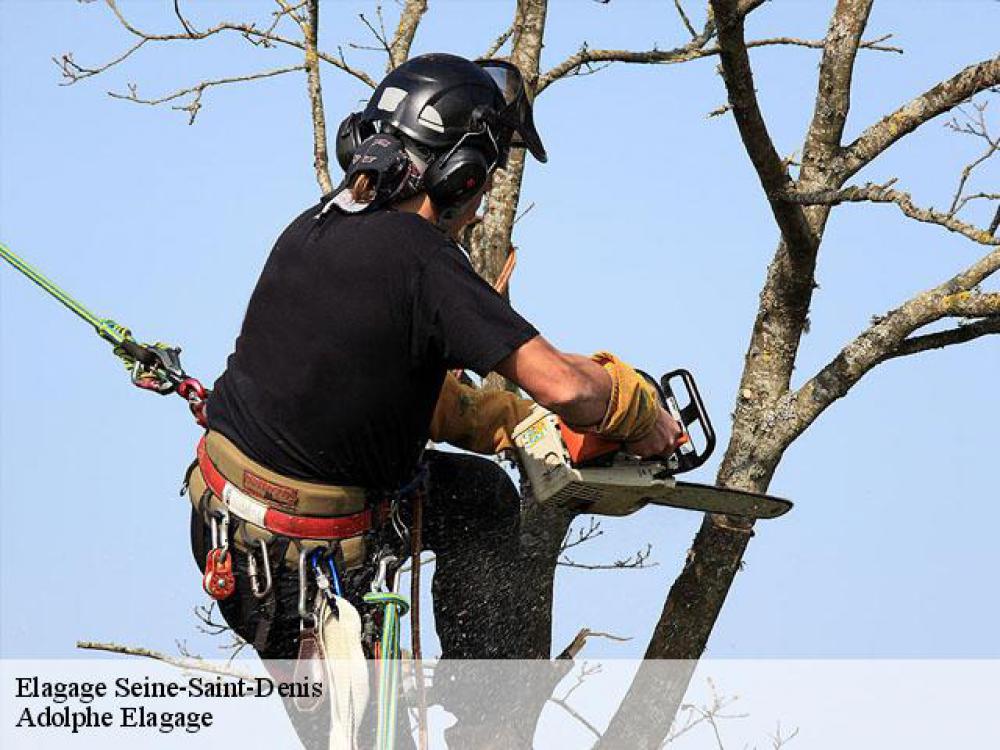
[558, 422, 620, 465]
[558, 421, 691, 466]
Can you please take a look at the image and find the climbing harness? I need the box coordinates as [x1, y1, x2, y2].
[0, 241, 209, 426]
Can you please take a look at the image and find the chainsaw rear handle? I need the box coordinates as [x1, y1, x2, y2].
[659, 368, 716, 473]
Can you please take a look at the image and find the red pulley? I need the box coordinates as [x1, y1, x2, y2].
[203, 548, 236, 600]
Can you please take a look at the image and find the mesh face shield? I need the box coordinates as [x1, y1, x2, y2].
[476, 60, 548, 163]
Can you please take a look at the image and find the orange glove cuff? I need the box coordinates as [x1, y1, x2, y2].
[589, 352, 659, 443]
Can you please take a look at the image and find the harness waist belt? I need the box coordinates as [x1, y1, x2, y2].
[204, 430, 367, 516]
[197, 437, 381, 540]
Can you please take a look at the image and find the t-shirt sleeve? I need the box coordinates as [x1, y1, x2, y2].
[414, 243, 539, 377]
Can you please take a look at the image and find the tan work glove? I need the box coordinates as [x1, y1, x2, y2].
[429, 372, 535, 455]
[588, 352, 660, 443]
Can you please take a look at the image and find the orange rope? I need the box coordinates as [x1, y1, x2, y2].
[494, 245, 517, 296]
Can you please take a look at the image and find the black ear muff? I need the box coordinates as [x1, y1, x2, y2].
[423, 146, 490, 210]
[335, 113, 376, 172]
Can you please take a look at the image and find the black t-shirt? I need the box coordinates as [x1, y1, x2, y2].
[207, 203, 538, 489]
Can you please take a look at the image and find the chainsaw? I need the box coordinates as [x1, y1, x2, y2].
[511, 369, 792, 520]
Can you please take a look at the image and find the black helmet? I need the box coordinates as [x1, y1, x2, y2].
[362, 53, 546, 163]
[332, 54, 545, 213]
[337, 53, 546, 171]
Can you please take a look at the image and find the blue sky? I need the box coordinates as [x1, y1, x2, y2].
[1, 1, 997, 661]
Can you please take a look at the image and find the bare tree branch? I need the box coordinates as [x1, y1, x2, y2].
[800, 0, 876, 178]
[559, 543, 658, 571]
[945, 101, 1000, 216]
[53, 42, 148, 86]
[66, 0, 377, 89]
[355, 8, 394, 60]
[536, 32, 899, 95]
[673, 0, 698, 39]
[747, 33, 900, 54]
[303, 0, 332, 193]
[388, 0, 428, 69]
[483, 24, 517, 59]
[107, 65, 305, 124]
[784, 281, 1000, 444]
[953, 192, 1000, 216]
[77, 641, 256, 680]
[710, 0, 817, 254]
[193, 602, 231, 636]
[786, 181, 1000, 246]
[664, 678, 748, 748]
[466, 0, 548, 304]
[172, 0, 197, 35]
[548, 696, 603, 739]
[768, 721, 801, 749]
[839, 55, 1000, 179]
[556, 629, 631, 660]
[887, 317, 1000, 360]
[536, 12, 717, 95]
[559, 516, 604, 552]
[273, 0, 307, 30]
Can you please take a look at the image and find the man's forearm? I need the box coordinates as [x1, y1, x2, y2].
[495, 336, 611, 425]
[551, 353, 612, 427]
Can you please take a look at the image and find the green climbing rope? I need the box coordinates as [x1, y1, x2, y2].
[364, 591, 410, 750]
[0, 238, 205, 407]
[0, 241, 132, 348]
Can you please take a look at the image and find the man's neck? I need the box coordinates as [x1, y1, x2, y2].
[396, 194, 439, 224]
[396, 194, 465, 238]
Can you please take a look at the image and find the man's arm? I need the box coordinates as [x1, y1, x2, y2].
[495, 335, 682, 458]
[495, 336, 610, 426]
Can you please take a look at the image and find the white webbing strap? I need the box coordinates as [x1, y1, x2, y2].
[318, 596, 370, 750]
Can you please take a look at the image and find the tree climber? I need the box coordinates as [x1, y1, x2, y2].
[184, 53, 682, 748]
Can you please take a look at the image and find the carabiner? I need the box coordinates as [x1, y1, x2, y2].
[309, 547, 344, 599]
[210, 511, 230, 552]
[247, 539, 272, 600]
[177, 377, 209, 427]
[371, 552, 398, 594]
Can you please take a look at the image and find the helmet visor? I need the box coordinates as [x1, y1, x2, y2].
[476, 60, 547, 163]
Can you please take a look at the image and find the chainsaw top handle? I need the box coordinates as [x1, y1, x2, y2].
[656, 368, 716, 474]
